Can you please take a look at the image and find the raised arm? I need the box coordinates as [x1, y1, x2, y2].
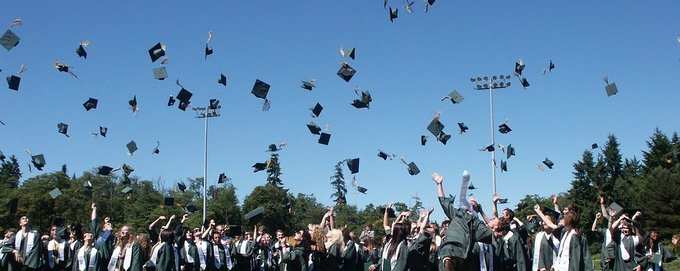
[599, 195, 610, 220]
[591, 212, 602, 232]
[471, 198, 492, 226]
[148, 216, 166, 230]
[610, 214, 629, 233]
[202, 219, 215, 240]
[492, 194, 500, 218]
[90, 202, 101, 238]
[328, 208, 335, 230]
[432, 173, 445, 198]
[632, 211, 643, 243]
[382, 204, 392, 232]
[534, 205, 558, 230]
[552, 195, 560, 215]
[163, 215, 176, 230]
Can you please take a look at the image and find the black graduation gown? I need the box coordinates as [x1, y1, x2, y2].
[71, 246, 105, 271]
[1, 239, 17, 271]
[206, 243, 228, 271]
[233, 241, 253, 271]
[282, 246, 308, 271]
[66, 241, 83, 271]
[437, 196, 493, 262]
[179, 241, 200, 271]
[611, 231, 639, 271]
[11, 229, 43, 270]
[253, 244, 274, 271]
[152, 243, 177, 271]
[501, 232, 529, 271]
[535, 233, 558, 271]
[642, 243, 676, 271]
[340, 241, 358, 271]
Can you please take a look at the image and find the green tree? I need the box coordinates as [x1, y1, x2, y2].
[266, 153, 283, 187]
[330, 161, 347, 206]
[643, 129, 674, 172]
[242, 184, 292, 233]
[639, 166, 680, 239]
[567, 151, 598, 230]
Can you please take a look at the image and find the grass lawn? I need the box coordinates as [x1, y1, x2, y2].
[591, 254, 680, 271]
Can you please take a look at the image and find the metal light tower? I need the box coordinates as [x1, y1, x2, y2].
[470, 75, 512, 196]
[193, 99, 221, 225]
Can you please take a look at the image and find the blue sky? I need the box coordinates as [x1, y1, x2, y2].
[1, 0, 679, 220]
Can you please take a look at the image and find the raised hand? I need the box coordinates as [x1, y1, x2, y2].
[534, 204, 541, 212]
[159, 216, 167, 220]
[91, 202, 96, 209]
[432, 172, 444, 185]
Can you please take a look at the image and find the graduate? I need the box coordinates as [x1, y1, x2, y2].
[105, 210, 144, 271]
[12, 216, 43, 271]
[47, 225, 70, 271]
[370, 209, 432, 271]
[610, 212, 644, 271]
[531, 210, 560, 271]
[73, 232, 105, 271]
[67, 225, 84, 271]
[1, 230, 17, 271]
[252, 230, 274, 271]
[281, 229, 311, 271]
[149, 229, 179, 271]
[432, 172, 493, 271]
[177, 215, 200, 271]
[205, 222, 231, 271]
[340, 229, 359, 271]
[270, 230, 286, 271]
[324, 229, 344, 270]
[535, 204, 594, 271]
[641, 229, 676, 271]
[594, 196, 616, 271]
[233, 232, 254, 271]
[90, 204, 114, 267]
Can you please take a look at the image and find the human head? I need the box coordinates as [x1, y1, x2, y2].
[160, 229, 175, 243]
[83, 232, 93, 245]
[19, 216, 29, 227]
[276, 229, 284, 241]
[212, 231, 222, 243]
[50, 225, 58, 239]
[244, 231, 252, 241]
[502, 208, 515, 220]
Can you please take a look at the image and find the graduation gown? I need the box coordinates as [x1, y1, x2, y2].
[47, 239, 71, 271]
[107, 243, 144, 271]
[1, 239, 18, 271]
[437, 196, 493, 262]
[611, 232, 640, 271]
[282, 246, 308, 271]
[151, 243, 177, 271]
[233, 241, 253, 271]
[206, 243, 230, 271]
[534, 233, 558, 271]
[554, 230, 594, 271]
[12, 229, 43, 270]
[179, 241, 200, 271]
[340, 241, 358, 271]
[642, 243, 676, 271]
[378, 233, 431, 271]
[501, 231, 529, 271]
[72, 246, 104, 271]
[67, 241, 83, 271]
[253, 244, 274, 271]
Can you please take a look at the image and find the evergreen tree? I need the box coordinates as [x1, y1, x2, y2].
[603, 134, 623, 182]
[639, 166, 680, 239]
[643, 129, 673, 172]
[242, 184, 293, 233]
[330, 161, 347, 206]
[0, 155, 22, 188]
[567, 150, 598, 230]
[266, 153, 283, 187]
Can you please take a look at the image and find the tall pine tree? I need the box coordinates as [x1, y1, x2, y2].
[642, 129, 673, 172]
[567, 150, 598, 230]
[330, 161, 347, 206]
[266, 153, 284, 187]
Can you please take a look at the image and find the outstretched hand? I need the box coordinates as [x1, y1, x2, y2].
[432, 172, 443, 185]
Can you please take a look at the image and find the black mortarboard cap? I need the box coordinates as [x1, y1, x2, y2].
[497, 198, 509, 204]
[209, 99, 220, 110]
[83, 98, 98, 111]
[153, 67, 167, 80]
[126, 140, 138, 155]
[129, 96, 138, 112]
[244, 206, 265, 221]
[351, 91, 372, 109]
[445, 90, 464, 104]
[31, 154, 46, 170]
[176, 88, 192, 103]
[99, 126, 108, 137]
[57, 122, 69, 137]
[318, 132, 331, 145]
[0, 30, 20, 51]
[514, 59, 525, 76]
[389, 7, 398, 22]
[605, 81, 618, 97]
[7, 75, 20, 91]
[251, 79, 270, 99]
[121, 186, 133, 194]
[267, 144, 279, 152]
[164, 196, 174, 206]
[252, 162, 267, 172]
[167, 96, 176, 106]
[506, 144, 515, 159]
[357, 186, 368, 194]
[218, 173, 229, 183]
[204, 44, 213, 59]
[483, 144, 495, 152]
[468, 183, 476, 190]
[76, 45, 87, 59]
[184, 204, 198, 213]
[591, 143, 599, 149]
[427, 118, 445, 137]
[337, 63, 356, 82]
[311, 103, 323, 117]
[458, 122, 468, 134]
[378, 207, 397, 218]
[341, 47, 356, 60]
[347, 158, 360, 174]
[500, 160, 508, 172]
[218, 74, 227, 86]
[307, 122, 321, 135]
[520, 78, 530, 88]
[542, 158, 554, 169]
[177, 182, 187, 192]
[121, 164, 134, 176]
[301, 80, 316, 91]
[543, 207, 560, 220]
[148, 42, 166, 62]
[407, 162, 420, 176]
[378, 151, 389, 160]
[97, 166, 114, 175]
[498, 123, 512, 134]
[438, 133, 451, 145]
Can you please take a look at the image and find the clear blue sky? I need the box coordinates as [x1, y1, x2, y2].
[1, 1, 679, 220]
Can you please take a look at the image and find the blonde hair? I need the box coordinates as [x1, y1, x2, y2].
[325, 229, 344, 251]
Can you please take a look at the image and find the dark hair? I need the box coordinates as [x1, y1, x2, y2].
[160, 229, 175, 243]
[342, 228, 351, 243]
[387, 222, 411, 260]
[503, 208, 515, 219]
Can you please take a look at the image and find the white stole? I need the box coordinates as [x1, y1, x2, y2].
[212, 244, 222, 268]
[197, 241, 207, 270]
[107, 244, 133, 271]
[14, 230, 35, 256]
[555, 229, 576, 271]
[381, 241, 404, 271]
[77, 246, 98, 271]
[183, 241, 194, 263]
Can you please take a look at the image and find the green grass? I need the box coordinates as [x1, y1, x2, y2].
[591, 254, 680, 271]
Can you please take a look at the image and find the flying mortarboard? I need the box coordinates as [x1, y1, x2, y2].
[605, 82, 617, 97]
[421, 135, 427, 146]
[400, 158, 420, 176]
[498, 123, 512, 134]
[347, 158, 360, 174]
[497, 198, 509, 204]
[468, 183, 476, 190]
[311, 103, 323, 117]
[389, 7, 398, 22]
[121, 164, 134, 176]
[7, 74, 21, 91]
[301, 80, 316, 91]
[76, 41, 90, 59]
[97, 166, 114, 175]
[57, 122, 69, 137]
[218, 173, 229, 183]
[252, 162, 267, 172]
[152, 141, 160, 154]
[337, 63, 356, 82]
[425, 0, 436, 12]
[244, 206, 265, 221]
[520, 77, 530, 88]
[357, 186, 368, 194]
[54, 61, 78, 79]
[351, 90, 372, 109]
[129, 96, 138, 113]
[99, 126, 108, 137]
[31, 154, 46, 170]
[442, 90, 464, 104]
[340, 47, 356, 60]
[500, 160, 508, 172]
[177, 182, 187, 192]
[542, 158, 554, 169]
[167, 96, 176, 106]
[126, 140, 138, 155]
[506, 144, 515, 159]
[148, 42, 166, 62]
[307, 122, 322, 135]
[218, 74, 227, 86]
[457, 122, 468, 134]
[204, 31, 213, 60]
[49, 188, 63, 199]
[318, 132, 331, 145]
[405, 1, 415, 13]
[83, 98, 98, 111]
[514, 59, 525, 77]
[0, 30, 20, 51]
[176, 81, 193, 111]
[591, 143, 599, 149]
[378, 150, 393, 160]
[121, 186, 133, 194]
[482, 144, 495, 152]
[153, 67, 167, 80]
[251, 79, 271, 111]
[543, 60, 555, 75]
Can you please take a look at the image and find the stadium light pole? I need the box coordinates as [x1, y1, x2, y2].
[470, 75, 512, 197]
[193, 99, 221, 225]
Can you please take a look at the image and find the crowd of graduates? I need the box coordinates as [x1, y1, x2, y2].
[1, 171, 679, 271]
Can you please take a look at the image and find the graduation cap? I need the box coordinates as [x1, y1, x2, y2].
[514, 59, 525, 77]
[126, 141, 138, 155]
[97, 166, 114, 175]
[318, 132, 331, 145]
[457, 122, 469, 134]
[218, 173, 229, 183]
[218, 74, 227, 86]
[351, 90, 372, 109]
[591, 143, 599, 149]
[49, 188, 63, 199]
[468, 183, 476, 190]
[209, 99, 220, 110]
[542, 207, 561, 220]
[347, 158, 360, 174]
[498, 123, 512, 134]
[164, 196, 175, 206]
[251, 79, 270, 99]
[389, 7, 398, 22]
[307, 122, 322, 135]
[177, 182, 187, 192]
[99, 126, 108, 137]
[357, 186, 368, 194]
[83, 98, 98, 111]
[337, 63, 356, 82]
[6, 74, 21, 91]
[543, 60, 556, 75]
[542, 158, 554, 169]
[76, 41, 89, 59]
[121, 186, 133, 194]
[31, 154, 46, 170]
[0, 30, 20, 51]
[267, 143, 285, 152]
[54, 61, 78, 79]
[176, 82, 193, 111]
[421, 135, 427, 146]
[311, 103, 323, 117]
[153, 67, 167, 80]
[377, 206, 397, 218]
[506, 144, 515, 159]
[497, 198, 509, 204]
[520, 77, 530, 88]
[301, 80, 316, 91]
[405, 0, 415, 13]
[244, 206, 265, 221]
[204, 31, 213, 60]
[607, 202, 624, 217]
[378, 150, 392, 160]
[57, 122, 69, 137]
[184, 203, 198, 214]
[152, 141, 160, 154]
[252, 162, 267, 172]
[129, 96, 138, 113]
[427, 116, 445, 137]
[148, 42, 166, 62]
[400, 158, 420, 176]
[438, 133, 451, 145]
[227, 225, 243, 236]
[442, 90, 464, 104]
[424, 0, 436, 11]
[340, 47, 356, 60]
[482, 144, 495, 152]
[121, 164, 134, 176]
[605, 82, 618, 96]
[167, 96, 176, 106]
[500, 160, 508, 172]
